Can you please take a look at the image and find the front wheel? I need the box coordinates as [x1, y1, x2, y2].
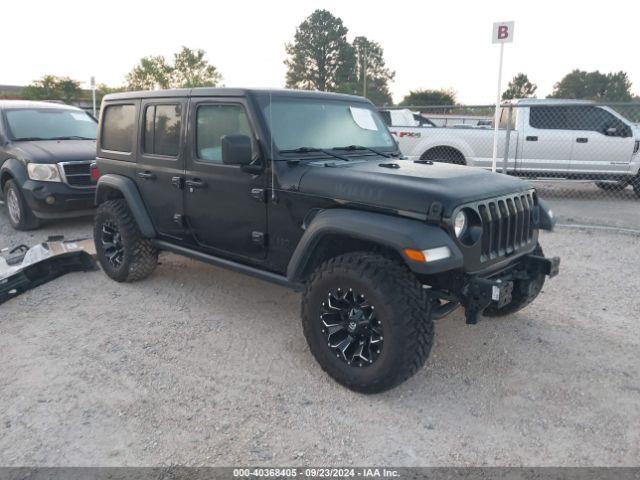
[93, 199, 158, 282]
[301, 252, 434, 393]
[3, 179, 40, 230]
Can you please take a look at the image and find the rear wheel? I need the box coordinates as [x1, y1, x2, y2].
[595, 180, 628, 192]
[3, 179, 40, 230]
[421, 147, 466, 165]
[301, 252, 434, 393]
[94, 199, 158, 282]
[631, 175, 640, 198]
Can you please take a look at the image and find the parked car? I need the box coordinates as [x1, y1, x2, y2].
[0, 100, 98, 229]
[387, 99, 640, 196]
[93, 88, 559, 393]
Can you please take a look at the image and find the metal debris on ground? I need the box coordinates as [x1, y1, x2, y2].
[0, 236, 97, 305]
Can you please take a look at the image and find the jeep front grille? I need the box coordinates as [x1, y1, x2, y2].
[476, 192, 535, 262]
[59, 161, 94, 188]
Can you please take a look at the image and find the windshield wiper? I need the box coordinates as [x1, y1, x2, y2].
[332, 145, 394, 158]
[12, 137, 49, 141]
[280, 147, 351, 161]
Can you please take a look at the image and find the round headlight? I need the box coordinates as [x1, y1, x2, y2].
[454, 211, 467, 238]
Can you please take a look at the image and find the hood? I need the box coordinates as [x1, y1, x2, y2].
[9, 139, 97, 164]
[296, 158, 532, 217]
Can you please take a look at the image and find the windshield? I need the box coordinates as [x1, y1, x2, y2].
[4, 108, 97, 141]
[260, 97, 396, 153]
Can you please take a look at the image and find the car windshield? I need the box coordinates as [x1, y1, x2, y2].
[4, 108, 97, 141]
[259, 96, 396, 154]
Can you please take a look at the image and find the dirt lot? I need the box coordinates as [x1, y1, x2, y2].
[0, 206, 639, 466]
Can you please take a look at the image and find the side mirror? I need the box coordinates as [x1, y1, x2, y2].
[605, 126, 619, 136]
[221, 134, 253, 165]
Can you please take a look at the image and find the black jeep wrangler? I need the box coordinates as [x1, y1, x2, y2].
[93, 88, 559, 393]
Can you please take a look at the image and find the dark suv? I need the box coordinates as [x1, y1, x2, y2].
[93, 88, 559, 393]
[0, 100, 98, 230]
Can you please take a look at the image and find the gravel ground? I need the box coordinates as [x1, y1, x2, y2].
[0, 207, 639, 466]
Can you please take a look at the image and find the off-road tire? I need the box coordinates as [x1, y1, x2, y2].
[94, 199, 158, 282]
[483, 244, 545, 317]
[301, 252, 434, 393]
[3, 179, 40, 230]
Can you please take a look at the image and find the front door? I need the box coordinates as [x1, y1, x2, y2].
[568, 106, 635, 175]
[184, 98, 267, 260]
[135, 99, 187, 239]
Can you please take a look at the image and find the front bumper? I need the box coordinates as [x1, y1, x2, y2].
[20, 179, 96, 219]
[432, 251, 560, 324]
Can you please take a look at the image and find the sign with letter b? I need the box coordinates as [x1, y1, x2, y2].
[492, 21, 514, 43]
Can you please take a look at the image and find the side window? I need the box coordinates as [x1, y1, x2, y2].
[102, 104, 135, 152]
[529, 106, 569, 130]
[196, 104, 253, 164]
[143, 104, 182, 157]
[567, 106, 628, 135]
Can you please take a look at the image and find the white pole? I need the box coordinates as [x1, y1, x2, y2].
[491, 42, 505, 172]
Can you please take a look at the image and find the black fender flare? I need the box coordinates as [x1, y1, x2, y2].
[95, 174, 156, 238]
[286, 209, 463, 283]
[534, 198, 555, 231]
[0, 158, 28, 190]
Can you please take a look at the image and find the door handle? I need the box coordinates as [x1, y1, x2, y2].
[525, 136, 538, 141]
[576, 137, 588, 143]
[137, 171, 156, 180]
[185, 178, 206, 190]
[171, 176, 184, 189]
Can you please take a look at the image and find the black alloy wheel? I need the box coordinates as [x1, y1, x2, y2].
[320, 287, 383, 367]
[100, 219, 125, 268]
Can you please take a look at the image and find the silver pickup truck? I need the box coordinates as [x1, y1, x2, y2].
[383, 99, 640, 196]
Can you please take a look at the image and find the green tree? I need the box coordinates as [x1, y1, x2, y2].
[171, 47, 222, 88]
[502, 73, 537, 100]
[351, 36, 394, 106]
[125, 55, 172, 90]
[22, 75, 82, 103]
[125, 47, 222, 90]
[399, 89, 456, 107]
[549, 69, 633, 101]
[284, 9, 355, 92]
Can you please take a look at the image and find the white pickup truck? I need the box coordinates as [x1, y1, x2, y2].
[382, 99, 640, 195]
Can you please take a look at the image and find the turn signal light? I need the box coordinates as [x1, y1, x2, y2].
[403, 249, 426, 263]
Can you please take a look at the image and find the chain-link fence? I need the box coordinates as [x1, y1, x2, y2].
[381, 101, 640, 229]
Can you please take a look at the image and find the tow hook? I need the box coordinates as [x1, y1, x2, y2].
[527, 255, 561, 278]
[462, 277, 514, 325]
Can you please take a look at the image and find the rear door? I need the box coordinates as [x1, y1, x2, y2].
[568, 106, 635, 175]
[135, 99, 187, 239]
[184, 97, 267, 260]
[520, 106, 573, 174]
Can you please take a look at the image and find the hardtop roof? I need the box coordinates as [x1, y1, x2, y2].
[103, 87, 369, 103]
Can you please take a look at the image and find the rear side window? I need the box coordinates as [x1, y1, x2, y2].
[529, 106, 569, 130]
[143, 104, 182, 157]
[102, 104, 135, 152]
[196, 104, 253, 164]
